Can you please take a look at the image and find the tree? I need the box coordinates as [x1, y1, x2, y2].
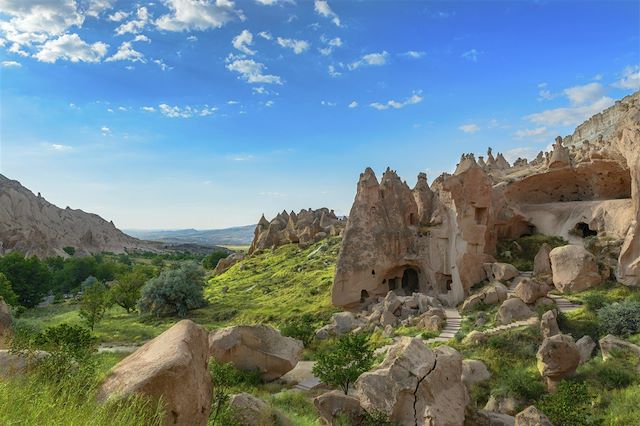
[78, 276, 110, 330]
[0, 253, 52, 308]
[202, 251, 229, 270]
[280, 313, 317, 347]
[110, 266, 155, 313]
[137, 262, 205, 317]
[0, 272, 17, 306]
[312, 332, 375, 394]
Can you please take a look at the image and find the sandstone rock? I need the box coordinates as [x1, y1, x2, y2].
[463, 330, 487, 346]
[461, 282, 508, 313]
[536, 334, 580, 391]
[228, 392, 291, 426]
[533, 244, 553, 277]
[599, 334, 640, 361]
[514, 405, 553, 426]
[477, 410, 516, 426]
[514, 278, 547, 304]
[355, 337, 468, 425]
[383, 291, 402, 314]
[213, 252, 245, 275]
[209, 325, 303, 381]
[416, 313, 443, 332]
[331, 312, 361, 336]
[380, 311, 398, 328]
[462, 359, 491, 387]
[575, 335, 596, 364]
[549, 245, 602, 293]
[314, 390, 366, 426]
[491, 263, 519, 281]
[540, 310, 560, 339]
[0, 349, 49, 378]
[484, 395, 519, 415]
[496, 298, 535, 325]
[98, 320, 212, 426]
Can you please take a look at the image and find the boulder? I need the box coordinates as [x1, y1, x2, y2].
[213, 252, 244, 275]
[514, 405, 553, 426]
[331, 312, 361, 336]
[416, 313, 443, 332]
[355, 337, 468, 426]
[491, 263, 519, 281]
[484, 395, 519, 415]
[549, 245, 602, 292]
[575, 335, 596, 364]
[536, 334, 580, 391]
[313, 390, 366, 426]
[463, 330, 487, 346]
[477, 410, 516, 426]
[0, 349, 49, 378]
[98, 320, 212, 426]
[462, 359, 491, 387]
[209, 325, 303, 381]
[383, 291, 402, 314]
[461, 282, 508, 313]
[496, 298, 535, 325]
[533, 244, 552, 277]
[540, 310, 560, 339]
[380, 311, 397, 328]
[514, 278, 547, 304]
[599, 334, 640, 361]
[228, 392, 291, 426]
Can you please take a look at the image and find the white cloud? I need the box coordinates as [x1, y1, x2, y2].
[227, 100, 240, 105]
[1, 60, 21, 68]
[264, 100, 274, 107]
[0, 0, 84, 43]
[153, 58, 171, 70]
[401, 50, 425, 58]
[8, 43, 29, 56]
[369, 92, 423, 110]
[34, 33, 108, 63]
[252, 86, 267, 94]
[459, 123, 480, 133]
[155, 0, 244, 32]
[276, 37, 309, 54]
[142, 106, 156, 112]
[314, 0, 340, 26]
[537, 83, 559, 101]
[348, 51, 388, 70]
[328, 64, 341, 77]
[255, 0, 294, 5]
[115, 6, 149, 35]
[461, 48, 480, 62]
[133, 34, 151, 43]
[106, 41, 144, 62]
[108, 10, 130, 22]
[525, 96, 614, 127]
[258, 31, 272, 40]
[186, 35, 197, 42]
[232, 29, 255, 55]
[564, 82, 605, 105]
[320, 100, 336, 106]
[85, 0, 115, 18]
[101, 126, 111, 135]
[318, 35, 341, 55]
[502, 147, 539, 163]
[514, 127, 547, 138]
[226, 57, 282, 84]
[158, 103, 216, 118]
[44, 143, 72, 152]
[348, 101, 358, 108]
[612, 65, 640, 90]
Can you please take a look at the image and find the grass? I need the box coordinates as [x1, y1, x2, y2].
[496, 233, 568, 271]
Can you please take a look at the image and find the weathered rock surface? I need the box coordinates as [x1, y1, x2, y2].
[0, 174, 153, 257]
[98, 320, 212, 426]
[313, 390, 366, 426]
[228, 393, 291, 426]
[540, 310, 560, 340]
[514, 405, 553, 426]
[463, 330, 487, 346]
[213, 252, 245, 275]
[536, 334, 580, 391]
[209, 325, 303, 381]
[477, 410, 515, 426]
[575, 335, 596, 364]
[462, 359, 491, 387]
[249, 208, 345, 254]
[0, 299, 12, 342]
[496, 298, 535, 325]
[355, 337, 468, 426]
[514, 278, 547, 304]
[489, 263, 519, 281]
[599, 334, 640, 360]
[549, 245, 602, 292]
[461, 282, 508, 312]
[533, 244, 553, 277]
[0, 349, 49, 378]
[484, 396, 519, 416]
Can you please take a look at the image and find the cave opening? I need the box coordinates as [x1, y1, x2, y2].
[401, 268, 420, 293]
[360, 289, 370, 303]
[574, 222, 598, 238]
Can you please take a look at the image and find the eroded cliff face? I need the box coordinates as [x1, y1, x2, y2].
[0, 175, 152, 258]
[248, 207, 345, 254]
[333, 91, 640, 308]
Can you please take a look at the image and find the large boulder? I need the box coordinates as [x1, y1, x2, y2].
[98, 320, 212, 426]
[209, 325, 303, 381]
[599, 334, 640, 361]
[533, 244, 553, 277]
[575, 335, 596, 364]
[484, 395, 519, 416]
[514, 278, 547, 304]
[514, 406, 552, 426]
[540, 310, 560, 340]
[463, 330, 487, 346]
[313, 390, 366, 426]
[489, 263, 519, 282]
[228, 393, 291, 426]
[496, 298, 535, 325]
[461, 282, 508, 313]
[355, 337, 468, 426]
[0, 349, 49, 378]
[213, 252, 244, 275]
[462, 359, 491, 387]
[536, 334, 580, 391]
[549, 245, 602, 292]
[477, 410, 515, 426]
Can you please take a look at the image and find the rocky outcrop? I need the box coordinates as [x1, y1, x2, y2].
[549, 245, 602, 292]
[314, 390, 366, 426]
[355, 337, 468, 426]
[540, 310, 560, 340]
[536, 334, 580, 391]
[208, 325, 303, 381]
[460, 282, 508, 312]
[0, 349, 48, 378]
[213, 252, 245, 275]
[533, 244, 552, 277]
[514, 277, 548, 304]
[461, 359, 491, 387]
[228, 393, 291, 426]
[0, 174, 153, 257]
[249, 208, 345, 254]
[98, 320, 212, 426]
[599, 334, 640, 360]
[514, 406, 553, 426]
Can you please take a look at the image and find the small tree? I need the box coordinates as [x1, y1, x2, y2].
[0, 272, 18, 306]
[110, 266, 155, 313]
[137, 262, 205, 317]
[280, 313, 317, 347]
[79, 276, 110, 330]
[202, 251, 229, 270]
[312, 332, 375, 394]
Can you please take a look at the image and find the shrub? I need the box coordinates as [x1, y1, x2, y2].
[491, 368, 545, 401]
[0, 271, 18, 305]
[79, 276, 111, 330]
[604, 384, 640, 425]
[138, 262, 205, 317]
[279, 313, 317, 346]
[496, 234, 568, 271]
[583, 292, 609, 312]
[63, 246, 76, 256]
[110, 266, 156, 313]
[598, 301, 640, 337]
[313, 332, 375, 394]
[208, 361, 260, 425]
[537, 381, 594, 426]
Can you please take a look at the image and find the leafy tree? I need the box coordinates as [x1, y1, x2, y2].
[51, 256, 98, 295]
[0, 253, 52, 308]
[62, 246, 76, 256]
[78, 277, 110, 330]
[137, 262, 205, 317]
[208, 361, 260, 426]
[110, 266, 155, 313]
[598, 300, 640, 337]
[202, 251, 229, 270]
[280, 313, 317, 347]
[312, 332, 375, 394]
[0, 272, 18, 305]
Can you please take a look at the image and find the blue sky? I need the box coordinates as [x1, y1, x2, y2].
[0, 0, 639, 229]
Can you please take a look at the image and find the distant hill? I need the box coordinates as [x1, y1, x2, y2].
[124, 225, 256, 246]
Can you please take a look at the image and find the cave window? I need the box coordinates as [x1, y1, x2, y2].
[445, 278, 453, 291]
[360, 290, 370, 303]
[401, 268, 419, 293]
[388, 278, 397, 291]
[371, 269, 376, 275]
[474, 207, 487, 224]
[574, 222, 597, 238]
[409, 213, 416, 226]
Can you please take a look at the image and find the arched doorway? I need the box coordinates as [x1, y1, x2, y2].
[401, 268, 419, 293]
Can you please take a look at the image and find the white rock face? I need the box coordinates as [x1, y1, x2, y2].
[0, 174, 153, 257]
[549, 245, 602, 292]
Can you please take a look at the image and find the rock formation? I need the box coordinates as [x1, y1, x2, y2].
[313, 390, 366, 426]
[549, 245, 602, 292]
[98, 320, 212, 426]
[208, 325, 303, 381]
[248, 208, 345, 254]
[0, 174, 153, 257]
[536, 334, 580, 391]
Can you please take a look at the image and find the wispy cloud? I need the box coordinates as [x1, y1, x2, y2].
[226, 56, 283, 84]
[612, 65, 640, 90]
[370, 91, 423, 110]
[461, 48, 480, 62]
[43, 143, 73, 152]
[348, 51, 388, 70]
[158, 104, 217, 118]
[401, 50, 425, 59]
[459, 123, 480, 133]
[276, 37, 309, 54]
[514, 127, 547, 138]
[232, 29, 255, 55]
[348, 101, 358, 108]
[1, 60, 21, 68]
[314, 0, 340, 26]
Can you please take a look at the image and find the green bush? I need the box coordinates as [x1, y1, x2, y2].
[538, 381, 594, 426]
[0, 271, 18, 305]
[557, 310, 601, 340]
[496, 234, 567, 271]
[598, 301, 640, 337]
[208, 361, 261, 425]
[138, 262, 206, 317]
[63, 246, 76, 256]
[583, 293, 609, 312]
[279, 313, 317, 347]
[0, 252, 52, 308]
[491, 368, 545, 401]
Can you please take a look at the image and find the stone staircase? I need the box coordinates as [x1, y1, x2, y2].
[547, 293, 582, 313]
[426, 308, 462, 343]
